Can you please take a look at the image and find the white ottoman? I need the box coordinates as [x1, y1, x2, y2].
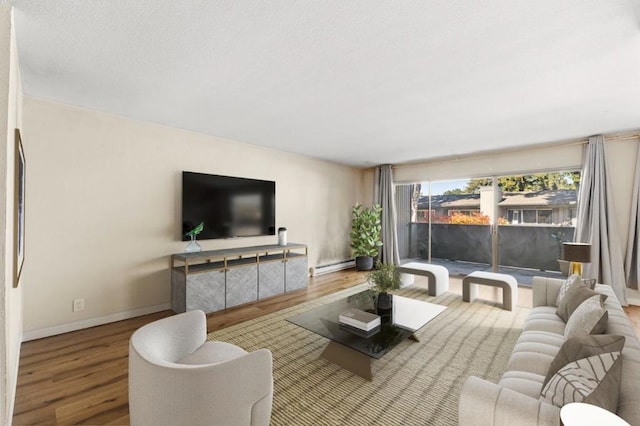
[462, 271, 518, 311]
[396, 262, 450, 296]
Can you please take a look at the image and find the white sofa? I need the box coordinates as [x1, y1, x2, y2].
[459, 276, 640, 426]
[129, 310, 273, 426]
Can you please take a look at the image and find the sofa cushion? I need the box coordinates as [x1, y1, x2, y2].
[498, 370, 546, 398]
[556, 284, 604, 322]
[523, 306, 566, 335]
[564, 295, 608, 338]
[555, 273, 581, 306]
[542, 334, 625, 388]
[539, 351, 622, 412]
[505, 331, 566, 377]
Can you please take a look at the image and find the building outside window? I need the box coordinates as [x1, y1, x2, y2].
[537, 209, 552, 224]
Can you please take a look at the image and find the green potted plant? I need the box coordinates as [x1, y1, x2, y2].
[350, 203, 383, 271]
[184, 221, 204, 253]
[368, 261, 401, 313]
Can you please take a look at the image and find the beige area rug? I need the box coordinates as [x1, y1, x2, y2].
[207, 283, 529, 425]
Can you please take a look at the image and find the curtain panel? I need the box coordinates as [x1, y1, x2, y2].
[625, 141, 640, 290]
[374, 165, 400, 265]
[575, 135, 627, 305]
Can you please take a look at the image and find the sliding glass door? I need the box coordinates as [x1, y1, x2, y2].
[495, 171, 579, 282]
[396, 170, 580, 284]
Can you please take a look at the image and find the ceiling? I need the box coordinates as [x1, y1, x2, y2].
[6, 1, 640, 167]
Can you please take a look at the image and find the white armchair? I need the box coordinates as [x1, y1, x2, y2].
[128, 310, 273, 426]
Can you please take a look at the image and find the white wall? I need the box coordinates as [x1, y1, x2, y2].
[0, 6, 23, 424]
[21, 98, 364, 336]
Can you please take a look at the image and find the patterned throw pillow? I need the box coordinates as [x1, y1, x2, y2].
[556, 274, 581, 307]
[540, 352, 622, 412]
[564, 295, 608, 338]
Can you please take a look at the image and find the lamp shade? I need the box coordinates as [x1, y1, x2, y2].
[562, 243, 592, 263]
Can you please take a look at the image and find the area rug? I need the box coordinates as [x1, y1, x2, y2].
[207, 283, 529, 425]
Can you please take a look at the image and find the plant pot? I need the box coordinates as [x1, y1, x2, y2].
[355, 256, 374, 271]
[376, 292, 393, 316]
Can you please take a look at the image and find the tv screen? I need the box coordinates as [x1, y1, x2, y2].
[182, 172, 276, 240]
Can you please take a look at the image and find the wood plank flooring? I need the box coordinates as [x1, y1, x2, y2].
[12, 269, 368, 425]
[12, 270, 640, 425]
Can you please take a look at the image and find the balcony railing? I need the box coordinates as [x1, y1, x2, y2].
[406, 223, 575, 272]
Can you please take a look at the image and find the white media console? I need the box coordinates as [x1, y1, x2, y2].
[171, 243, 308, 314]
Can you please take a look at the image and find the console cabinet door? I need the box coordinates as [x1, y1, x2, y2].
[285, 256, 308, 292]
[186, 269, 226, 313]
[226, 264, 258, 308]
[259, 260, 285, 299]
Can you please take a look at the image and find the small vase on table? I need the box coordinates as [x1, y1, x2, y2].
[185, 234, 201, 253]
[184, 222, 204, 253]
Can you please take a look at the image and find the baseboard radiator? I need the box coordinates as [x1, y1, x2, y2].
[310, 259, 355, 277]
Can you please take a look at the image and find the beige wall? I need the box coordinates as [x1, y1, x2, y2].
[362, 168, 375, 207]
[0, 6, 23, 423]
[22, 98, 364, 335]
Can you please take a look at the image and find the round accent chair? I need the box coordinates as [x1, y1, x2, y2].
[128, 310, 273, 426]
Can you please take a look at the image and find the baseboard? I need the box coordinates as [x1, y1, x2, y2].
[310, 259, 355, 277]
[22, 303, 171, 341]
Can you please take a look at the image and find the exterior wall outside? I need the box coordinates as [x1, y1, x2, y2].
[479, 186, 499, 223]
[22, 97, 364, 334]
[418, 205, 572, 225]
[503, 206, 572, 225]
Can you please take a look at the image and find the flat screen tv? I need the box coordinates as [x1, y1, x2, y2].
[182, 171, 276, 240]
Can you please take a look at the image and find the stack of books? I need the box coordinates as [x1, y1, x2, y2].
[339, 308, 381, 332]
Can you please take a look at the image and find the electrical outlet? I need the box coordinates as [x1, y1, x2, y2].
[73, 298, 85, 312]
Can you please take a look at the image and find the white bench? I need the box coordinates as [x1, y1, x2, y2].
[462, 271, 518, 311]
[396, 262, 449, 296]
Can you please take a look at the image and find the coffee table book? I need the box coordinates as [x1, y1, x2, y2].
[339, 308, 381, 331]
[339, 323, 381, 338]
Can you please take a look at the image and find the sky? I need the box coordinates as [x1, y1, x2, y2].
[422, 180, 470, 196]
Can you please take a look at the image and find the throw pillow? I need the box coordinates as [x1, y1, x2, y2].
[564, 295, 608, 339]
[540, 351, 622, 413]
[556, 274, 581, 307]
[542, 334, 625, 388]
[556, 284, 606, 322]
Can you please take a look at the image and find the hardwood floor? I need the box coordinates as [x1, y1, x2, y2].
[12, 270, 640, 425]
[12, 269, 368, 425]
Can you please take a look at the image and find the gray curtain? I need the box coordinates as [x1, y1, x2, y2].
[575, 135, 627, 305]
[374, 165, 400, 265]
[625, 141, 640, 290]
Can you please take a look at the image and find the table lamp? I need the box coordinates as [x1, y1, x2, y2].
[562, 242, 591, 276]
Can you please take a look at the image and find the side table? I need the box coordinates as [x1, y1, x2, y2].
[560, 403, 629, 426]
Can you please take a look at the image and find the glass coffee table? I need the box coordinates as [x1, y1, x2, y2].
[287, 290, 446, 380]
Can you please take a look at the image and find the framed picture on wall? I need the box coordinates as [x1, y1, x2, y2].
[14, 128, 25, 287]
